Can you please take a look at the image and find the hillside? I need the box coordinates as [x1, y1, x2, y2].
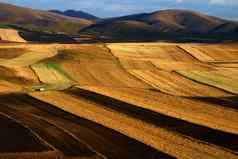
[0, 2, 237, 42]
[0, 2, 93, 34]
[49, 10, 99, 20]
[0, 42, 237, 158]
[80, 9, 238, 41]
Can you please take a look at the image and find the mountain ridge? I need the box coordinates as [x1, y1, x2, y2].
[79, 9, 238, 41]
[0, 2, 93, 34]
[49, 10, 99, 20]
[0, 2, 237, 42]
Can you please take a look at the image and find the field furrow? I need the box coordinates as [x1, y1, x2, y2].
[214, 63, 238, 68]
[0, 42, 237, 159]
[0, 47, 58, 67]
[193, 46, 238, 62]
[0, 93, 167, 159]
[0, 113, 50, 153]
[178, 45, 214, 62]
[128, 69, 231, 97]
[108, 44, 197, 62]
[177, 70, 238, 94]
[152, 61, 215, 71]
[0, 102, 97, 157]
[31, 90, 238, 159]
[62, 60, 150, 88]
[76, 86, 238, 135]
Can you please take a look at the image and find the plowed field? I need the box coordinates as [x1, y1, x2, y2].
[0, 42, 237, 159]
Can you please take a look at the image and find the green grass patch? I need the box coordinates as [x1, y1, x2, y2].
[177, 70, 238, 94]
[31, 61, 75, 91]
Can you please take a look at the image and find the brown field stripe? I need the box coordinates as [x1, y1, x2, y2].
[99, 44, 152, 88]
[176, 46, 202, 61]
[67, 88, 238, 153]
[0, 93, 174, 159]
[32, 90, 238, 158]
[0, 113, 51, 153]
[188, 96, 238, 111]
[175, 46, 200, 61]
[0, 104, 97, 157]
[0, 151, 63, 159]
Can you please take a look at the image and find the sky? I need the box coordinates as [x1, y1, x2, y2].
[0, 0, 238, 20]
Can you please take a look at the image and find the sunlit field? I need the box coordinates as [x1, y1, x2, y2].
[0, 41, 237, 159]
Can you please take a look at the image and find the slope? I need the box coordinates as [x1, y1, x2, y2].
[80, 9, 238, 41]
[49, 10, 99, 20]
[0, 2, 93, 35]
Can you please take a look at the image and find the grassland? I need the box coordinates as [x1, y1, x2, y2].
[0, 42, 237, 159]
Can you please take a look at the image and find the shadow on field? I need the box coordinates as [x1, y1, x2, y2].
[0, 102, 94, 157]
[0, 113, 50, 153]
[0, 93, 174, 159]
[67, 88, 238, 152]
[190, 96, 238, 111]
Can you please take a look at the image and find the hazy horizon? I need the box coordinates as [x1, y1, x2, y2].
[0, 0, 237, 20]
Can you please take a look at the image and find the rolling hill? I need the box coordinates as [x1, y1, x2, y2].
[0, 2, 93, 35]
[79, 9, 238, 41]
[0, 41, 237, 158]
[0, 2, 237, 42]
[49, 10, 99, 20]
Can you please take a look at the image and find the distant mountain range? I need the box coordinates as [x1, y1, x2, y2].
[0, 2, 237, 42]
[80, 9, 238, 41]
[49, 10, 99, 20]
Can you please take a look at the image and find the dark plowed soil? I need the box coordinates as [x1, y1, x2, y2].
[0, 93, 174, 159]
[190, 96, 238, 110]
[67, 88, 238, 152]
[0, 113, 50, 153]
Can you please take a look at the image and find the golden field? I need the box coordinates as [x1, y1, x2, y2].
[0, 42, 237, 159]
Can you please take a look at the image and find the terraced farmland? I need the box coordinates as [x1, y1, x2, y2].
[0, 42, 237, 159]
[129, 69, 230, 97]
